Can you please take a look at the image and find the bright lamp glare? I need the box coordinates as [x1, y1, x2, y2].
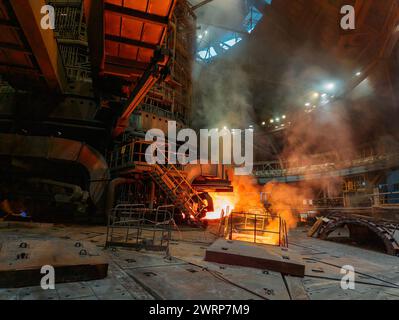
[325, 83, 335, 91]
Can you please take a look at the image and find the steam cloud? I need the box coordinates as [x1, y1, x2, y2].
[193, 0, 399, 229]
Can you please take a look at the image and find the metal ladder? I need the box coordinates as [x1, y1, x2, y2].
[149, 161, 208, 220]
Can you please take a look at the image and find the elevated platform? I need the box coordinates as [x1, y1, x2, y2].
[255, 152, 399, 184]
[85, 0, 176, 80]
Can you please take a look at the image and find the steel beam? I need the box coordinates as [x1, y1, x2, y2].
[105, 34, 157, 50]
[104, 3, 169, 26]
[10, 0, 67, 93]
[104, 56, 148, 78]
[0, 42, 31, 54]
[112, 49, 170, 137]
[191, 0, 215, 11]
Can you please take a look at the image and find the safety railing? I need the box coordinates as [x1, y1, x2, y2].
[108, 140, 207, 218]
[222, 211, 288, 247]
[312, 190, 399, 208]
[150, 143, 208, 219]
[253, 152, 399, 178]
[105, 204, 174, 252]
[108, 140, 185, 171]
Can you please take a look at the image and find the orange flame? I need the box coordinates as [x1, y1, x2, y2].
[203, 192, 235, 220]
[203, 175, 312, 246]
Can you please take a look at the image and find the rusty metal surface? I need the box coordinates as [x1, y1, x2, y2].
[85, 0, 176, 80]
[1, 224, 399, 299]
[0, 239, 108, 288]
[205, 239, 305, 277]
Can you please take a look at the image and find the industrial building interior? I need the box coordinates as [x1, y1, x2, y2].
[0, 0, 399, 301]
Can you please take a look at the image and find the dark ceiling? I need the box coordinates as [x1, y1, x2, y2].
[193, 0, 399, 138]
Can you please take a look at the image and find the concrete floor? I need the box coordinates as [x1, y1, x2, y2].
[1, 222, 399, 300]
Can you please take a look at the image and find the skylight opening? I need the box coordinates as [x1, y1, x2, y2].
[196, 3, 267, 62]
[243, 6, 263, 34]
[197, 47, 218, 61]
[224, 37, 242, 47]
[220, 43, 230, 50]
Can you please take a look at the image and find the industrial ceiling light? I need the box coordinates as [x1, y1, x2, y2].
[312, 92, 319, 98]
[262, 121, 266, 126]
[282, 115, 286, 119]
[321, 93, 327, 98]
[356, 71, 361, 76]
[275, 117, 280, 122]
[270, 119, 274, 123]
[325, 82, 335, 91]
[305, 102, 311, 107]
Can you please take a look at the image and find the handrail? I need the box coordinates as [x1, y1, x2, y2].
[106, 204, 174, 251]
[226, 211, 288, 248]
[154, 142, 205, 192]
[254, 152, 399, 178]
[108, 140, 207, 218]
[145, 140, 207, 218]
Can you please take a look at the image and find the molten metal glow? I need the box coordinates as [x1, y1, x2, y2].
[203, 192, 235, 220]
[203, 176, 309, 246]
[231, 232, 280, 246]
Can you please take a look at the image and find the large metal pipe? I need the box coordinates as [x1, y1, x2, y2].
[0, 134, 109, 204]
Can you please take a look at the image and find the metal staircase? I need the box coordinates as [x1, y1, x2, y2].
[108, 140, 208, 220]
[149, 161, 208, 221]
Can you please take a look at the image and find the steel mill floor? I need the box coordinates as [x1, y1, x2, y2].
[1, 222, 399, 300]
